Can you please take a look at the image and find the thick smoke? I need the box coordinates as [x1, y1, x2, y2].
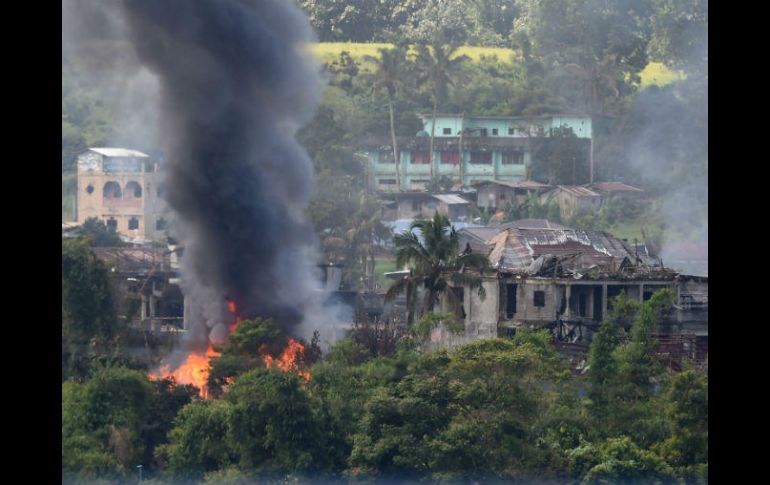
[118, 0, 327, 341]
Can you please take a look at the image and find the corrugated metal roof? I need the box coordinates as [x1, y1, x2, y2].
[589, 182, 644, 193]
[432, 194, 469, 205]
[555, 185, 601, 198]
[473, 180, 552, 190]
[88, 148, 150, 158]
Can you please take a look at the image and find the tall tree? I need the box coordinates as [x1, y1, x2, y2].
[414, 41, 469, 183]
[364, 46, 408, 191]
[386, 212, 488, 325]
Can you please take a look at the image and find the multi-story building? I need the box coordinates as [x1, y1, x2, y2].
[361, 113, 592, 192]
[76, 147, 168, 240]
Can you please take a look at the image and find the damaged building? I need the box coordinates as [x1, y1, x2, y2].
[430, 220, 707, 359]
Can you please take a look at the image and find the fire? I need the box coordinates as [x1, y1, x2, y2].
[149, 344, 220, 398]
[150, 299, 311, 398]
[265, 337, 311, 381]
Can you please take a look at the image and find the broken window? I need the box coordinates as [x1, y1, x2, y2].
[106, 217, 117, 230]
[440, 151, 460, 164]
[534, 290, 545, 307]
[505, 284, 517, 318]
[469, 151, 492, 164]
[443, 127, 451, 135]
[411, 151, 430, 164]
[128, 217, 139, 230]
[86, 184, 94, 195]
[378, 150, 395, 163]
[125, 181, 142, 198]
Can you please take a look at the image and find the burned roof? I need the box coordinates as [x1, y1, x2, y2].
[93, 246, 173, 274]
[459, 224, 667, 278]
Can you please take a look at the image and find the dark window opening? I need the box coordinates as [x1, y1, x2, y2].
[505, 284, 517, 318]
[578, 294, 587, 317]
[508, 127, 514, 135]
[502, 152, 524, 165]
[440, 151, 460, 164]
[469, 151, 492, 164]
[479, 128, 488, 137]
[411, 151, 430, 164]
[85, 184, 94, 195]
[607, 286, 623, 310]
[378, 150, 395, 163]
[106, 218, 117, 230]
[156, 218, 167, 231]
[103, 181, 122, 199]
[452, 287, 466, 319]
[492, 128, 499, 136]
[593, 286, 603, 321]
[128, 217, 139, 230]
[442, 127, 451, 135]
[534, 290, 545, 307]
[125, 181, 142, 198]
[379, 179, 397, 185]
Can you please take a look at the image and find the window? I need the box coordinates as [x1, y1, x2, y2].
[508, 127, 514, 135]
[128, 217, 139, 230]
[578, 294, 587, 317]
[379, 178, 397, 185]
[505, 284, 517, 318]
[86, 184, 94, 195]
[125, 181, 142, 198]
[156, 217, 167, 230]
[411, 151, 430, 164]
[378, 150, 395, 164]
[443, 127, 451, 135]
[469, 151, 492, 164]
[480, 128, 488, 137]
[440, 151, 460, 164]
[502, 152, 524, 165]
[106, 218, 117, 230]
[492, 128, 498, 136]
[103, 181, 122, 199]
[534, 290, 545, 307]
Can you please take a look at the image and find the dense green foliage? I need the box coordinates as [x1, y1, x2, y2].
[62, 290, 707, 483]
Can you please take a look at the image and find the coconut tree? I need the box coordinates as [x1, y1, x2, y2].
[364, 46, 408, 191]
[414, 40, 469, 183]
[385, 212, 488, 325]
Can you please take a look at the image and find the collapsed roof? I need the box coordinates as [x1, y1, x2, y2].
[459, 221, 672, 279]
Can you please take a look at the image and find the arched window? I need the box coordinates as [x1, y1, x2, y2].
[103, 181, 122, 199]
[125, 181, 142, 198]
[106, 217, 118, 230]
[128, 217, 139, 230]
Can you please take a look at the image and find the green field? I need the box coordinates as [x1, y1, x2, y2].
[309, 43, 680, 87]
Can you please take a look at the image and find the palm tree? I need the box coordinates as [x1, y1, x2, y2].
[385, 212, 488, 325]
[364, 46, 407, 191]
[415, 40, 469, 183]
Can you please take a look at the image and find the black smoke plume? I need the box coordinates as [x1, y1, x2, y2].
[121, 0, 325, 341]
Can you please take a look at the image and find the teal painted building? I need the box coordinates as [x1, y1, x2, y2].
[362, 114, 592, 192]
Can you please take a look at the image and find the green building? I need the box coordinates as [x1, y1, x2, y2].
[361, 113, 592, 192]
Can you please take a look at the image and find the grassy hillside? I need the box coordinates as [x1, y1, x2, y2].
[309, 42, 681, 88]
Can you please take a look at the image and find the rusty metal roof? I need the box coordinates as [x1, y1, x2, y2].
[589, 182, 644, 193]
[554, 185, 601, 198]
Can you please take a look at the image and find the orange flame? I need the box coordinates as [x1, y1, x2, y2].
[265, 337, 311, 381]
[226, 299, 244, 333]
[149, 344, 220, 398]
